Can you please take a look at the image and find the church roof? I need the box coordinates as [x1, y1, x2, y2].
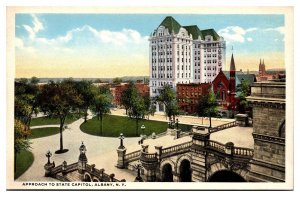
[223, 71, 257, 87]
[230, 54, 236, 71]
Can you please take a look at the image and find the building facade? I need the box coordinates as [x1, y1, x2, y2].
[149, 16, 226, 111]
[177, 83, 211, 114]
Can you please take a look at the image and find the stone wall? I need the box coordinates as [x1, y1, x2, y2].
[246, 82, 285, 182]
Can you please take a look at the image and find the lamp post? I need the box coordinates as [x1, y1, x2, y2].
[134, 162, 143, 182]
[118, 133, 125, 149]
[45, 150, 52, 164]
[141, 125, 145, 135]
[176, 118, 179, 129]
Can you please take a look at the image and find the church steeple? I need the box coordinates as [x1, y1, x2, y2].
[230, 53, 236, 78]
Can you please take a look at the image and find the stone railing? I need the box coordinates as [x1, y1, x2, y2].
[140, 152, 158, 163]
[208, 140, 226, 153]
[144, 131, 168, 140]
[208, 121, 237, 133]
[233, 146, 254, 157]
[86, 164, 124, 182]
[161, 141, 192, 158]
[124, 150, 141, 163]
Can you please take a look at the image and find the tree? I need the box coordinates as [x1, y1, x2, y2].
[206, 90, 218, 128]
[15, 78, 40, 130]
[196, 91, 218, 128]
[75, 80, 96, 123]
[121, 81, 135, 115]
[128, 91, 146, 136]
[91, 86, 112, 135]
[38, 80, 83, 154]
[196, 94, 209, 125]
[156, 85, 179, 121]
[236, 80, 251, 113]
[113, 77, 122, 84]
[94, 79, 103, 83]
[143, 94, 156, 120]
[14, 119, 31, 173]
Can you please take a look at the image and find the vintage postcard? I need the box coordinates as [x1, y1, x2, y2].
[6, 6, 294, 190]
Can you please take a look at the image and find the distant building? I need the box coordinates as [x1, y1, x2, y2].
[256, 59, 285, 81]
[177, 83, 211, 114]
[149, 16, 226, 112]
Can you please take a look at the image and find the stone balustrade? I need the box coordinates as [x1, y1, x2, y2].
[208, 121, 237, 133]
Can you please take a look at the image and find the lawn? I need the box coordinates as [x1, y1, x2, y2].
[29, 127, 62, 139]
[30, 114, 82, 127]
[80, 115, 193, 137]
[14, 150, 34, 179]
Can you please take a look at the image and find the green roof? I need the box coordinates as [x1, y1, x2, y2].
[200, 29, 220, 41]
[183, 25, 202, 40]
[156, 17, 220, 41]
[158, 16, 182, 34]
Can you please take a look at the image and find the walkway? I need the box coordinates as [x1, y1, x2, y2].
[17, 115, 139, 182]
[110, 108, 233, 127]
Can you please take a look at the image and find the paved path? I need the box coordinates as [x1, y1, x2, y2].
[110, 108, 233, 127]
[17, 115, 139, 182]
[17, 111, 252, 182]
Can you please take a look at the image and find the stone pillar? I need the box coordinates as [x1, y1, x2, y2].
[154, 146, 163, 162]
[140, 150, 158, 182]
[44, 151, 55, 177]
[78, 142, 88, 175]
[116, 148, 127, 169]
[225, 142, 234, 155]
[190, 128, 210, 182]
[117, 133, 127, 169]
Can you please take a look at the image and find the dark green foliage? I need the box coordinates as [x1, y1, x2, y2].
[29, 127, 62, 139]
[156, 85, 179, 120]
[14, 150, 34, 179]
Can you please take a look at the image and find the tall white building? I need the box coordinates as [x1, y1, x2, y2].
[149, 16, 226, 111]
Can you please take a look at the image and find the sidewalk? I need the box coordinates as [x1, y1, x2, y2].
[110, 108, 233, 127]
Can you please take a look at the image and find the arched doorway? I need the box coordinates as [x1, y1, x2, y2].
[208, 170, 246, 182]
[84, 174, 92, 182]
[161, 163, 173, 182]
[179, 159, 191, 182]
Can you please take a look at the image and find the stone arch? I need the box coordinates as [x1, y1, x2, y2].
[93, 177, 100, 182]
[176, 155, 192, 182]
[208, 170, 246, 182]
[83, 172, 92, 182]
[278, 119, 285, 138]
[160, 159, 176, 182]
[175, 154, 192, 174]
[160, 159, 176, 172]
[206, 162, 248, 182]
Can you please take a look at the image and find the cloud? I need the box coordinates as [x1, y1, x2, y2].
[218, 26, 257, 43]
[247, 37, 253, 42]
[22, 14, 44, 39]
[264, 26, 285, 34]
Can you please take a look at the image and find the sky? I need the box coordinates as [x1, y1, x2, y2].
[15, 14, 285, 78]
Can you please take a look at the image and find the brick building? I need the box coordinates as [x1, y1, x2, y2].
[113, 82, 149, 107]
[177, 83, 211, 114]
[212, 54, 256, 111]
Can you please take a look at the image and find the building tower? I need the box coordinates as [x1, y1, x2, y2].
[259, 59, 266, 76]
[149, 16, 226, 112]
[228, 53, 236, 110]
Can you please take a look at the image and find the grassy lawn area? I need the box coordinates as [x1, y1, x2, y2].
[15, 150, 34, 179]
[80, 115, 192, 137]
[29, 127, 62, 139]
[30, 114, 82, 127]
